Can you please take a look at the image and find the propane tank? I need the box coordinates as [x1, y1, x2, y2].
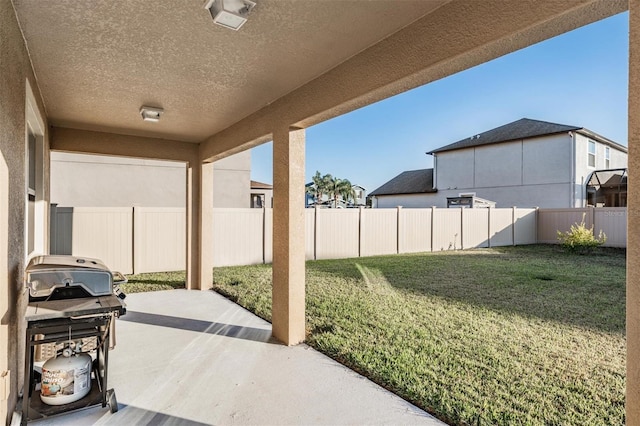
[40, 348, 92, 405]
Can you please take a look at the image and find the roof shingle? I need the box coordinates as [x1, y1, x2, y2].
[370, 169, 435, 196]
[428, 118, 582, 154]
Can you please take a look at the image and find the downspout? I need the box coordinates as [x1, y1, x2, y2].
[432, 153, 437, 190]
[569, 131, 576, 207]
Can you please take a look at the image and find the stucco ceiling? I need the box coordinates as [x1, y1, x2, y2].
[12, 0, 448, 143]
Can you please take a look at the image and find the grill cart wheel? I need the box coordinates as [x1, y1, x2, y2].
[107, 389, 118, 413]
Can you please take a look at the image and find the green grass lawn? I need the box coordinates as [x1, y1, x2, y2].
[121, 270, 186, 293]
[211, 245, 626, 426]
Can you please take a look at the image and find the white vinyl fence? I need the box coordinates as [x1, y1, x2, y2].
[49, 206, 625, 274]
[537, 207, 626, 248]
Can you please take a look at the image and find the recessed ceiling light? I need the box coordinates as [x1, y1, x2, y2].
[205, 0, 256, 31]
[140, 106, 164, 122]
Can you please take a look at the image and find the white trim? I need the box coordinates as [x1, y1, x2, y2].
[25, 79, 47, 259]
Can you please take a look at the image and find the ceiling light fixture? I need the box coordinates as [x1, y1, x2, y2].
[139, 106, 164, 122]
[205, 0, 256, 31]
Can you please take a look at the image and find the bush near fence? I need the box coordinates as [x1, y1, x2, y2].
[49, 206, 625, 274]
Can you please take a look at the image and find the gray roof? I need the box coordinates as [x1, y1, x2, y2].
[427, 118, 626, 154]
[369, 169, 436, 196]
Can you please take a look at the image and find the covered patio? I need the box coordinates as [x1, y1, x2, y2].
[30, 290, 442, 425]
[1, 0, 638, 424]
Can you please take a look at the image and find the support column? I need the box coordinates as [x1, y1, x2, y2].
[186, 160, 214, 291]
[628, 3, 640, 425]
[272, 126, 306, 345]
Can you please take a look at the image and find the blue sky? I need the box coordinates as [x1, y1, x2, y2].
[251, 12, 628, 193]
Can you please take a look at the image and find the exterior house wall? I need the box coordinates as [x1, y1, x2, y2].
[574, 133, 627, 176]
[50, 150, 251, 208]
[436, 149, 474, 189]
[251, 188, 273, 208]
[51, 153, 185, 207]
[375, 193, 438, 208]
[522, 134, 572, 185]
[0, 1, 50, 420]
[376, 132, 627, 209]
[433, 185, 571, 208]
[610, 146, 628, 168]
[426, 133, 590, 208]
[210, 150, 251, 208]
[474, 141, 523, 187]
[574, 133, 628, 207]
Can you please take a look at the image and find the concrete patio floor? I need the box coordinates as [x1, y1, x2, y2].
[29, 289, 444, 425]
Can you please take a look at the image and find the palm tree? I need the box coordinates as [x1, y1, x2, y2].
[327, 176, 353, 208]
[307, 171, 329, 206]
[339, 179, 356, 206]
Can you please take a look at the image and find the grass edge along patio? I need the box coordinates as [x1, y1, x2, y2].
[126, 244, 626, 426]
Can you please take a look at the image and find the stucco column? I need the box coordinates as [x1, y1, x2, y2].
[272, 126, 306, 345]
[628, 3, 640, 424]
[186, 160, 214, 291]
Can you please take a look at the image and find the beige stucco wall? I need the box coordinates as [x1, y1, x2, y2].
[50, 150, 250, 208]
[0, 0, 49, 421]
[211, 150, 251, 208]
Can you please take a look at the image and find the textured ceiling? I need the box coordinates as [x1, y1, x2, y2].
[13, 0, 448, 142]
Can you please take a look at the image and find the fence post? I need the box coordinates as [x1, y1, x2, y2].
[358, 206, 363, 258]
[487, 206, 492, 248]
[535, 207, 539, 244]
[512, 206, 517, 246]
[460, 207, 464, 250]
[431, 206, 435, 252]
[396, 206, 402, 254]
[314, 205, 319, 261]
[262, 206, 266, 264]
[49, 203, 58, 254]
[132, 206, 136, 274]
[591, 205, 596, 232]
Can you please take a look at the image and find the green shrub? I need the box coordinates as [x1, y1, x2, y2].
[557, 213, 606, 253]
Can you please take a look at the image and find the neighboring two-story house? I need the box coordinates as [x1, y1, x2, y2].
[370, 118, 628, 209]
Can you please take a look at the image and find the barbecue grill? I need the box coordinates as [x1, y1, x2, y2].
[17, 255, 126, 425]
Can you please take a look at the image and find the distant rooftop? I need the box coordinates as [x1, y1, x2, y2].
[428, 118, 627, 154]
[251, 180, 273, 190]
[369, 169, 436, 196]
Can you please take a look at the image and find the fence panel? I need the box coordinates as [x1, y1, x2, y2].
[54, 206, 627, 274]
[595, 208, 627, 247]
[50, 206, 73, 255]
[399, 208, 432, 254]
[432, 209, 462, 251]
[315, 209, 359, 259]
[515, 208, 537, 245]
[538, 208, 591, 244]
[213, 208, 264, 267]
[134, 207, 186, 274]
[72, 207, 133, 274]
[305, 208, 316, 260]
[489, 208, 513, 247]
[462, 209, 489, 249]
[361, 209, 397, 257]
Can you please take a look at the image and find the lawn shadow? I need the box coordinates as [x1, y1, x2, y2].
[308, 245, 626, 334]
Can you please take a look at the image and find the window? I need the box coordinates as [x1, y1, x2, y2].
[588, 140, 596, 168]
[605, 146, 610, 169]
